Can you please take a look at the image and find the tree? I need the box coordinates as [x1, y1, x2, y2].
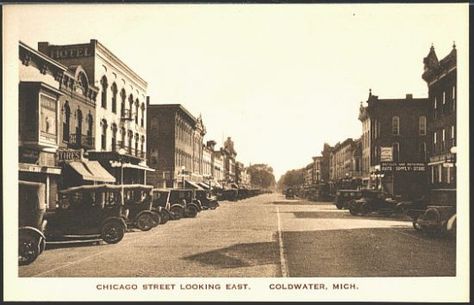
[246, 164, 276, 189]
[277, 168, 304, 191]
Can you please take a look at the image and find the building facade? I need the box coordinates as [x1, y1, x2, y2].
[208, 141, 224, 187]
[146, 104, 206, 188]
[422, 44, 457, 189]
[38, 39, 151, 184]
[358, 91, 430, 199]
[222, 137, 237, 186]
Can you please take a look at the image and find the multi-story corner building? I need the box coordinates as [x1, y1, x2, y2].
[19, 42, 66, 209]
[208, 140, 224, 187]
[358, 91, 430, 199]
[422, 44, 457, 189]
[146, 103, 205, 188]
[222, 137, 237, 186]
[329, 138, 362, 183]
[38, 39, 151, 184]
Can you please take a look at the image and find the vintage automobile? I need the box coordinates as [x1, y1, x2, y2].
[151, 189, 200, 220]
[285, 188, 295, 199]
[348, 189, 400, 216]
[193, 189, 219, 210]
[407, 189, 456, 236]
[334, 189, 362, 209]
[218, 188, 239, 201]
[45, 184, 129, 244]
[122, 185, 158, 231]
[18, 181, 47, 265]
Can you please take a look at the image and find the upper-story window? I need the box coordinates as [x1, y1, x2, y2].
[135, 99, 139, 124]
[419, 116, 427, 135]
[128, 95, 134, 120]
[101, 119, 108, 150]
[111, 123, 117, 151]
[120, 127, 125, 148]
[392, 116, 400, 135]
[111, 83, 117, 113]
[134, 133, 139, 156]
[76, 109, 83, 142]
[87, 113, 93, 144]
[141, 103, 145, 127]
[392, 142, 400, 162]
[63, 101, 71, 142]
[120, 89, 126, 117]
[100, 76, 108, 109]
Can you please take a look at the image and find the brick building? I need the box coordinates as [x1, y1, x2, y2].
[38, 39, 152, 184]
[422, 44, 457, 189]
[146, 104, 206, 188]
[358, 91, 430, 199]
[222, 137, 237, 186]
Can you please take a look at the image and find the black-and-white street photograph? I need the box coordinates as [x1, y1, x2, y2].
[3, 3, 469, 302]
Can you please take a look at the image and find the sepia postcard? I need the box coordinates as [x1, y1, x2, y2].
[3, 3, 470, 302]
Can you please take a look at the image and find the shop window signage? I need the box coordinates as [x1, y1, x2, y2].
[380, 162, 426, 172]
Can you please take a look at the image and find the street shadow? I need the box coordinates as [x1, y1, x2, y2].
[183, 241, 279, 269]
[287, 211, 411, 222]
[272, 201, 322, 206]
[45, 240, 104, 250]
[281, 227, 456, 277]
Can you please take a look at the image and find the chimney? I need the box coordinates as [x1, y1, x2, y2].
[37, 42, 50, 56]
[406, 94, 413, 99]
[146, 96, 150, 106]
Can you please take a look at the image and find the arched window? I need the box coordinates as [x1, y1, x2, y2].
[111, 83, 118, 113]
[135, 133, 139, 156]
[120, 127, 125, 148]
[76, 109, 83, 145]
[100, 76, 108, 109]
[111, 123, 117, 151]
[63, 102, 71, 142]
[419, 116, 426, 135]
[392, 142, 399, 162]
[392, 116, 400, 135]
[141, 103, 145, 127]
[101, 119, 108, 150]
[128, 95, 134, 120]
[419, 142, 427, 162]
[120, 89, 126, 117]
[127, 130, 133, 154]
[140, 135, 145, 158]
[135, 99, 139, 124]
[87, 113, 93, 146]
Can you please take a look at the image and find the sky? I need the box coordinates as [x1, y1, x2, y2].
[5, 4, 468, 179]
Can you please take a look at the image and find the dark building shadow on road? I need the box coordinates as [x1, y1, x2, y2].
[285, 211, 412, 222]
[183, 241, 279, 269]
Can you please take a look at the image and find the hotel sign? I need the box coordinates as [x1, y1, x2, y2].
[50, 46, 93, 59]
[380, 162, 426, 172]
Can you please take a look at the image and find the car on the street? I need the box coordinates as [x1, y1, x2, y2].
[18, 180, 47, 265]
[44, 184, 129, 245]
[334, 189, 363, 209]
[218, 188, 239, 201]
[122, 185, 159, 231]
[285, 188, 295, 199]
[193, 189, 219, 210]
[151, 188, 200, 220]
[348, 189, 400, 216]
[409, 189, 456, 236]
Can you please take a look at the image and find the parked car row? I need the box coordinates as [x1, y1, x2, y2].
[334, 187, 456, 238]
[216, 187, 265, 202]
[18, 181, 228, 266]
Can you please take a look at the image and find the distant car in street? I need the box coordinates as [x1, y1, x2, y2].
[348, 189, 400, 216]
[334, 189, 362, 209]
[285, 188, 295, 199]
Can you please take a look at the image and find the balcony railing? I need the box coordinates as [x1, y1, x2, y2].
[113, 141, 146, 160]
[68, 133, 94, 149]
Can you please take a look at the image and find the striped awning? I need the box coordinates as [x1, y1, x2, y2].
[68, 160, 116, 183]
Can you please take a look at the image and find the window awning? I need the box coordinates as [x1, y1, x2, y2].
[109, 161, 156, 172]
[185, 180, 203, 190]
[197, 182, 211, 190]
[68, 160, 116, 183]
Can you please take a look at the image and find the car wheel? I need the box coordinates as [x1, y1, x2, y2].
[349, 208, 358, 216]
[160, 210, 170, 224]
[336, 203, 343, 210]
[101, 221, 125, 244]
[136, 213, 155, 231]
[170, 206, 184, 220]
[185, 205, 198, 218]
[412, 217, 422, 231]
[18, 233, 40, 265]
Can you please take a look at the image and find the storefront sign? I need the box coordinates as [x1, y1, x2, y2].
[380, 147, 393, 162]
[50, 46, 92, 59]
[57, 149, 82, 162]
[380, 162, 426, 172]
[19, 163, 62, 175]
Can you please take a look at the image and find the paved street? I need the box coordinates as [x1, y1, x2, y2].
[19, 193, 455, 277]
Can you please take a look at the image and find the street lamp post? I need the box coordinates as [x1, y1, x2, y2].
[118, 148, 126, 205]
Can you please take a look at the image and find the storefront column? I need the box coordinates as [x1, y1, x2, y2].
[45, 175, 50, 209]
